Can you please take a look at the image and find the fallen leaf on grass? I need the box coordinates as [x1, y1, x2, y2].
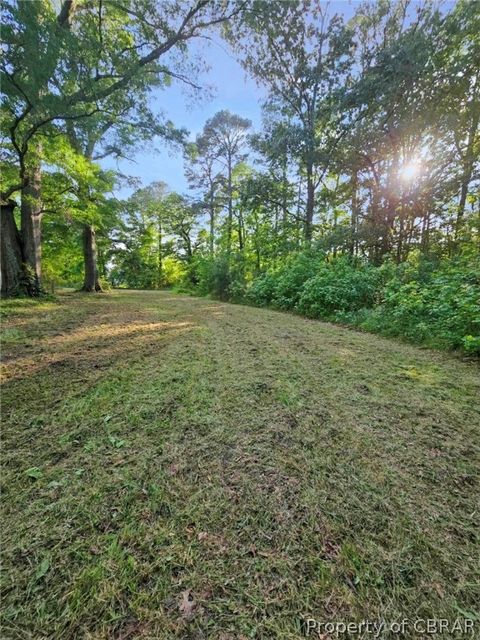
[323, 539, 340, 560]
[25, 467, 43, 480]
[35, 557, 50, 580]
[179, 589, 196, 621]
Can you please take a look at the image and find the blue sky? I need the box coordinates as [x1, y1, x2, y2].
[101, 1, 368, 198]
[101, 0, 446, 198]
[101, 35, 266, 197]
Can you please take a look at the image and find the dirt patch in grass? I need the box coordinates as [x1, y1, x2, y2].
[1, 290, 479, 639]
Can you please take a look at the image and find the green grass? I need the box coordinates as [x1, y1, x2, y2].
[1, 290, 479, 639]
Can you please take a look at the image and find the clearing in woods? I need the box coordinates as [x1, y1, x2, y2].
[1, 290, 479, 638]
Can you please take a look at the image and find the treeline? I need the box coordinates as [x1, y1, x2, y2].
[1, 0, 239, 294]
[115, 1, 478, 353]
[1, 1, 479, 352]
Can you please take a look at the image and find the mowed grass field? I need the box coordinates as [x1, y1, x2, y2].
[1, 290, 479, 639]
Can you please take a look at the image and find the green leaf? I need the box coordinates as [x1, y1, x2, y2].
[35, 558, 50, 580]
[107, 435, 126, 448]
[25, 467, 43, 480]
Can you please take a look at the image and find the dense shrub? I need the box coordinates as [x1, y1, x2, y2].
[247, 272, 279, 306]
[185, 254, 247, 300]
[161, 256, 187, 287]
[192, 248, 480, 355]
[297, 258, 383, 318]
[98, 276, 112, 291]
[360, 256, 480, 352]
[271, 252, 323, 309]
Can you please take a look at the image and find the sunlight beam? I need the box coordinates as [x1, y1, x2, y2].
[399, 157, 422, 182]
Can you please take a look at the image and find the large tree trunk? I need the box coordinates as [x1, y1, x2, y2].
[457, 180, 469, 228]
[455, 105, 479, 239]
[227, 154, 233, 257]
[273, 204, 279, 267]
[396, 200, 405, 264]
[350, 170, 358, 256]
[82, 224, 102, 292]
[421, 209, 431, 252]
[304, 165, 315, 242]
[370, 184, 383, 265]
[209, 192, 215, 256]
[20, 164, 43, 291]
[1, 199, 42, 297]
[281, 163, 288, 254]
[296, 178, 303, 248]
[237, 209, 244, 251]
[1, 200, 24, 296]
[254, 212, 261, 272]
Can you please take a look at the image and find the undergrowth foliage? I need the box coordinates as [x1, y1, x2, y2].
[186, 250, 480, 354]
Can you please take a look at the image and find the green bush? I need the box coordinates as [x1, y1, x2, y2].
[246, 252, 319, 309]
[246, 272, 278, 306]
[98, 276, 111, 291]
[187, 254, 247, 301]
[297, 258, 383, 318]
[161, 256, 187, 287]
[193, 246, 479, 355]
[463, 335, 480, 354]
[210, 257, 234, 301]
[245, 251, 324, 308]
[366, 256, 480, 351]
[185, 256, 214, 295]
[272, 252, 323, 309]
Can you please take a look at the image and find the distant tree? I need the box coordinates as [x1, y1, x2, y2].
[193, 111, 251, 256]
[111, 185, 199, 288]
[238, 170, 297, 270]
[163, 194, 200, 262]
[116, 182, 170, 288]
[227, 0, 354, 240]
[64, 89, 185, 291]
[431, 0, 480, 238]
[185, 137, 224, 256]
[343, 0, 479, 261]
[1, 0, 243, 295]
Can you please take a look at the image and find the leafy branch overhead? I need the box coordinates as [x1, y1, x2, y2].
[1, 0, 244, 198]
